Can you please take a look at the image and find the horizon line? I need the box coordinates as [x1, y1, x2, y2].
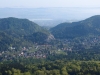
[0, 7, 100, 9]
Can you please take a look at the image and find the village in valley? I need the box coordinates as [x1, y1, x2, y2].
[0, 36, 100, 61]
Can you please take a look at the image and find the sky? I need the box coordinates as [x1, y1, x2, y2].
[0, 0, 100, 8]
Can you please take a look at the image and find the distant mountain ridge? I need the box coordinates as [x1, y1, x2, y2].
[50, 15, 100, 39]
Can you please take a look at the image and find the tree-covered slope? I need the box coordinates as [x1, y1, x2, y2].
[50, 15, 100, 39]
[0, 17, 49, 36]
[0, 32, 13, 51]
[0, 17, 51, 51]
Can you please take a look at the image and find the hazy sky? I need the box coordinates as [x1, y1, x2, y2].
[0, 0, 100, 8]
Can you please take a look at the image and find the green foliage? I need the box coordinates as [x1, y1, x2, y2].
[25, 32, 48, 44]
[0, 17, 48, 36]
[1, 60, 100, 75]
[0, 32, 13, 51]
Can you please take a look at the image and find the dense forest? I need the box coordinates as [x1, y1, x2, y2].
[1, 59, 100, 75]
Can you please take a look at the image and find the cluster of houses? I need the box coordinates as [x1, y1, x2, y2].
[0, 36, 100, 60]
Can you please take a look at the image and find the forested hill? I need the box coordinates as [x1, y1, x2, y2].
[0, 17, 53, 51]
[0, 17, 49, 36]
[50, 15, 100, 39]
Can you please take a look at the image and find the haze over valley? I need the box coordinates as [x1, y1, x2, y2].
[1, 7, 100, 26]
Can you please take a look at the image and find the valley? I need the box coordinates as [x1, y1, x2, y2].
[0, 15, 100, 75]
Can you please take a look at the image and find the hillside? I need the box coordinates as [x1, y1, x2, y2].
[0, 17, 49, 36]
[0, 17, 51, 51]
[50, 15, 100, 39]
